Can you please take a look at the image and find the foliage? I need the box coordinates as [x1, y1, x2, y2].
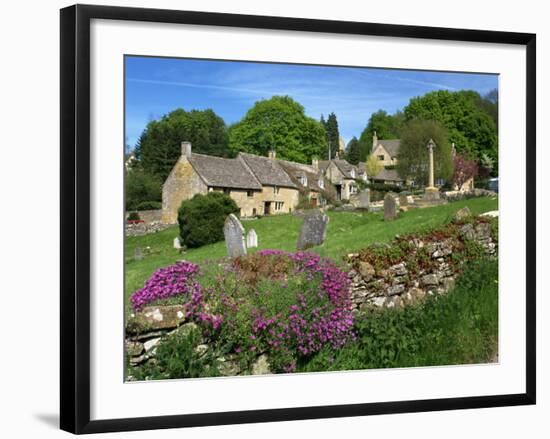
[196, 250, 354, 372]
[358, 110, 405, 161]
[135, 200, 162, 211]
[479, 152, 495, 178]
[345, 136, 361, 164]
[135, 108, 229, 181]
[322, 112, 340, 160]
[404, 90, 498, 171]
[296, 194, 316, 210]
[127, 211, 140, 221]
[299, 258, 498, 372]
[367, 182, 404, 193]
[125, 167, 162, 211]
[228, 96, 326, 164]
[130, 261, 201, 310]
[452, 153, 479, 190]
[396, 119, 453, 185]
[129, 325, 221, 380]
[365, 154, 383, 178]
[177, 192, 240, 248]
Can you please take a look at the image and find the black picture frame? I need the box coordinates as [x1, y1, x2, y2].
[60, 4, 536, 434]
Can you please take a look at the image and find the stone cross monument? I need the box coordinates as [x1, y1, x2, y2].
[423, 138, 440, 201]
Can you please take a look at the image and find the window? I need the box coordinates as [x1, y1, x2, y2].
[273, 186, 280, 194]
[318, 178, 324, 189]
[350, 169, 356, 178]
[299, 175, 307, 186]
[350, 184, 358, 194]
[223, 188, 230, 195]
[274, 201, 284, 211]
[378, 155, 385, 161]
[247, 190, 254, 198]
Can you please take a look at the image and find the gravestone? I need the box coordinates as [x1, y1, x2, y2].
[173, 237, 182, 250]
[246, 229, 258, 248]
[134, 247, 143, 261]
[384, 193, 397, 221]
[297, 211, 329, 250]
[223, 214, 247, 258]
[356, 189, 370, 208]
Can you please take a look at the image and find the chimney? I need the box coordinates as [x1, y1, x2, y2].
[268, 149, 276, 160]
[373, 131, 378, 147]
[312, 157, 319, 170]
[181, 141, 192, 157]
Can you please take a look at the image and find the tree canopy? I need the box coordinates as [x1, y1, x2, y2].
[345, 136, 361, 165]
[404, 90, 497, 167]
[135, 108, 229, 181]
[358, 110, 404, 161]
[321, 112, 340, 160]
[396, 119, 453, 185]
[228, 96, 326, 164]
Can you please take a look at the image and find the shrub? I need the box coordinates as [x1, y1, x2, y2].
[135, 200, 162, 211]
[127, 211, 140, 221]
[296, 194, 316, 210]
[177, 192, 239, 248]
[130, 261, 201, 310]
[195, 250, 355, 372]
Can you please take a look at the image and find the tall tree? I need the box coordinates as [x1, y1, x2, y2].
[228, 96, 326, 164]
[325, 112, 340, 160]
[345, 136, 361, 165]
[404, 90, 497, 166]
[135, 108, 229, 181]
[358, 110, 404, 161]
[396, 119, 453, 185]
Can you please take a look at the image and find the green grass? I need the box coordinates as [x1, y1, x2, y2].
[125, 196, 498, 304]
[298, 257, 499, 372]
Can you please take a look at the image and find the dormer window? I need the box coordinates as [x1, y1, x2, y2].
[299, 175, 308, 186]
[318, 178, 325, 189]
[350, 169, 356, 179]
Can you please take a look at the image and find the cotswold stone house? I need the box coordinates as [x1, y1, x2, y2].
[161, 142, 329, 223]
[321, 159, 363, 201]
[371, 131, 400, 167]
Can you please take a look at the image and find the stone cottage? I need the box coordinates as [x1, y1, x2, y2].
[321, 159, 362, 201]
[161, 142, 329, 223]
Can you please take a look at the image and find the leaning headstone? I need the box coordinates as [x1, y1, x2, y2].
[223, 214, 247, 258]
[173, 237, 182, 249]
[246, 229, 258, 248]
[384, 193, 397, 221]
[297, 211, 329, 250]
[134, 247, 143, 261]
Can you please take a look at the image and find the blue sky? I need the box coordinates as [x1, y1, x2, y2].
[125, 56, 498, 150]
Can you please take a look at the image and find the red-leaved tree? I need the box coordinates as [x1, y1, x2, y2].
[452, 154, 478, 190]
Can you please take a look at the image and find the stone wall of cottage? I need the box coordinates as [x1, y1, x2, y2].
[162, 157, 208, 224]
[125, 209, 162, 224]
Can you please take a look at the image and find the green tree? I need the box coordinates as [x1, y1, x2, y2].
[365, 154, 383, 179]
[325, 112, 340, 160]
[135, 108, 229, 182]
[358, 110, 404, 161]
[404, 90, 497, 167]
[396, 119, 453, 185]
[345, 136, 361, 165]
[228, 96, 326, 164]
[125, 167, 162, 211]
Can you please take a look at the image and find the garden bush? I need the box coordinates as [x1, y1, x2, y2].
[130, 250, 355, 374]
[177, 192, 239, 248]
[125, 168, 162, 211]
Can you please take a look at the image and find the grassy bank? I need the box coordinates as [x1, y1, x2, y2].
[125, 196, 498, 303]
[299, 257, 499, 372]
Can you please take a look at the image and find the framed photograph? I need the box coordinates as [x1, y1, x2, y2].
[60, 4, 536, 434]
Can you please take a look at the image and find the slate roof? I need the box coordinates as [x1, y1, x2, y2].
[278, 160, 326, 192]
[238, 153, 297, 188]
[318, 160, 331, 173]
[371, 168, 403, 182]
[377, 139, 401, 157]
[188, 153, 262, 190]
[332, 159, 358, 179]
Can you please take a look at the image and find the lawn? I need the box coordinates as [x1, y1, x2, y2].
[125, 196, 498, 304]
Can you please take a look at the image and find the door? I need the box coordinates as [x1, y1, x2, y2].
[264, 201, 271, 215]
